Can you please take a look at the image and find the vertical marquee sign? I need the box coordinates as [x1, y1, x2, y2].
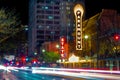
[60, 36, 65, 59]
[74, 4, 84, 50]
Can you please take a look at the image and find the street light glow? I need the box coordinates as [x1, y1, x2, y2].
[56, 44, 59, 49]
[85, 35, 88, 39]
[42, 49, 45, 53]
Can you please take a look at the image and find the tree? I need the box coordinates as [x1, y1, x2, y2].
[0, 8, 22, 42]
[98, 32, 120, 59]
[0, 8, 24, 55]
[43, 52, 60, 63]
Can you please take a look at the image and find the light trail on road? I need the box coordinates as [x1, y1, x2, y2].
[31, 67, 120, 74]
[1, 65, 120, 80]
[31, 67, 120, 80]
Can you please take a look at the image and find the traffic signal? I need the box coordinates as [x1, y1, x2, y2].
[21, 57, 26, 62]
[114, 34, 119, 40]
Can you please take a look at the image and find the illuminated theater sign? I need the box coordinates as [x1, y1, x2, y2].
[60, 36, 65, 58]
[74, 4, 84, 50]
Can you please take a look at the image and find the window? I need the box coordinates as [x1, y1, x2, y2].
[54, 21, 59, 24]
[54, 6, 59, 9]
[37, 10, 44, 14]
[37, 0, 44, 3]
[45, 11, 53, 14]
[54, 16, 60, 19]
[36, 15, 44, 19]
[46, 21, 53, 24]
[37, 20, 44, 24]
[45, 6, 48, 9]
[48, 16, 53, 19]
[54, 11, 59, 14]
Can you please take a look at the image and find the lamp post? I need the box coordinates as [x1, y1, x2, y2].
[84, 35, 89, 56]
[56, 44, 60, 54]
[84, 35, 92, 68]
[84, 35, 88, 39]
[42, 49, 45, 53]
[113, 34, 120, 71]
[85, 35, 89, 50]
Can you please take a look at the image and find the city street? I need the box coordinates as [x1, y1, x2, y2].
[0, 67, 120, 80]
[0, 70, 72, 80]
[0, 69, 85, 80]
[0, 0, 120, 80]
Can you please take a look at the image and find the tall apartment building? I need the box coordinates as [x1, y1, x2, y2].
[28, 0, 84, 55]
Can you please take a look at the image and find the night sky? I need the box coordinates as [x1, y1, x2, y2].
[0, 0, 120, 25]
[0, 0, 28, 25]
[85, 0, 120, 19]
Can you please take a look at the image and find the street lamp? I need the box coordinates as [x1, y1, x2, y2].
[113, 34, 120, 70]
[34, 52, 37, 55]
[84, 35, 89, 39]
[42, 49, 45, 53]
[56, 44, 59, 49]
[84, 35, 90, 64]
[84, 35, 89, 51]
[56, 44, 60, 54]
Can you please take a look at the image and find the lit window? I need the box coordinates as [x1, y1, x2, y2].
[45, 6, 48, 9]
[48, 16, 53, 19]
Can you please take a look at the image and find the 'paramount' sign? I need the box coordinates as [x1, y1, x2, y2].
[74, 4, 84, 50]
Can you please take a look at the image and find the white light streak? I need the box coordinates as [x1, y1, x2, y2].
[32, 67, 120, 79]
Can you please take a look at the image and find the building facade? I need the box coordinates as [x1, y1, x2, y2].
[28, 0, 85, 55]
[60, 9, 120, 69]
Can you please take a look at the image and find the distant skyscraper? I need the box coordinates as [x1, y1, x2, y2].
[28, 0, 85, 55]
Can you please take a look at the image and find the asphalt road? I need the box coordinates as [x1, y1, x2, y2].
[0, 68, 119, 80]
[0, 70, 83, 80]
[0, 70, 100, 80]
